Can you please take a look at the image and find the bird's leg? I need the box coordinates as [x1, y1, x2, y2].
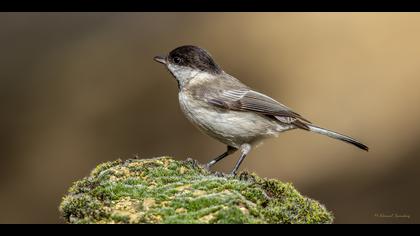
[206, 146, 237, 169]
[230, 144, 251, 176]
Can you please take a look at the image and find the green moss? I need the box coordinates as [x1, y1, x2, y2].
[59, 157, 333, 224]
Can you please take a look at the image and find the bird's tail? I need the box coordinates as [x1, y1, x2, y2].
[305, 123, 369, 151]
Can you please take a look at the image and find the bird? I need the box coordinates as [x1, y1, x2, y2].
[153, 45, 368, 175]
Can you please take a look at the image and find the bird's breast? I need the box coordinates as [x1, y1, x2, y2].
[178, 91, 290, 148]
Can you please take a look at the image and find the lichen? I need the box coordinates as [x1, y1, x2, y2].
[59, 157, 333, 224]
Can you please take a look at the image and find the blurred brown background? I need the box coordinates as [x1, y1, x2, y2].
[0, 12, 419, 224]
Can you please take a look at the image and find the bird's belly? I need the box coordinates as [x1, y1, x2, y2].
[179, 93, 291, 148]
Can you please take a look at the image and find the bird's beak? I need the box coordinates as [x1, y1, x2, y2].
[153, 55, 167, 65]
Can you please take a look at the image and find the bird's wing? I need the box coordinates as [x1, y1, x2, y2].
[205, 88, 311, 129]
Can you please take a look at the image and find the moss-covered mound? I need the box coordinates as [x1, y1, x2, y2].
[59, 157, 333, 224]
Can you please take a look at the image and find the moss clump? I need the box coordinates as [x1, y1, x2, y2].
[59, 157, 333, 224]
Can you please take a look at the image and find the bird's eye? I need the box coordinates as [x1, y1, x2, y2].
[173, 57, 182, 64]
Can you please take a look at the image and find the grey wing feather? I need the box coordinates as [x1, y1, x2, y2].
[206, 88, 311, 126]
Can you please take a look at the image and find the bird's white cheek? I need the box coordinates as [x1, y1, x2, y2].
[168, 65, 195, 79]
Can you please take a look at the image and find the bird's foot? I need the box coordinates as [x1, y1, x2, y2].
[229, 170, 237, 177]
[204, 162, 213, 171]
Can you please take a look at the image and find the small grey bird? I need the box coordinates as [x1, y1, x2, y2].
[154, 45, 368, 175]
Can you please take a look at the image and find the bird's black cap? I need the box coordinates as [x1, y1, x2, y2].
[166, 45, 223, 74]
